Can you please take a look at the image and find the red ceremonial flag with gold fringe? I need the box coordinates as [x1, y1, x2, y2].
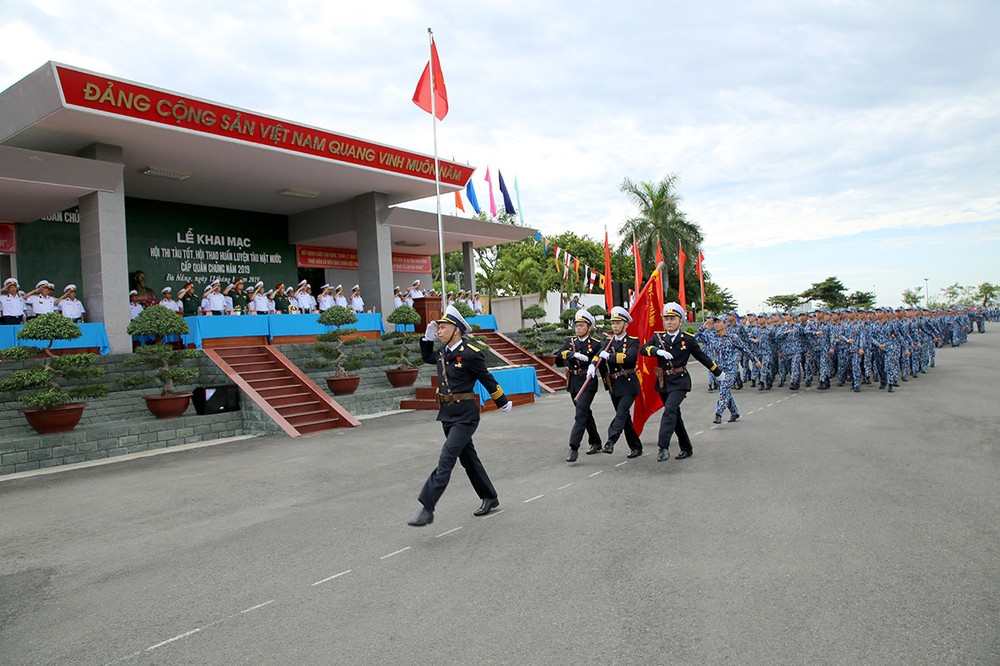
[628, 267, 665, 436]
[678, 242, 687, 312]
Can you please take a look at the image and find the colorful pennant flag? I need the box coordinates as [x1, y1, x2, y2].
[678, 242, 687, 312]
[498, 170, 516, 216]
[484, 168, 497, 217]
[514, 176, 525, 226]
[604, 228, 614, 313]
[466, 180, 481, 214]
[697, 250, 705, 313]
[454, 190, 464, 212]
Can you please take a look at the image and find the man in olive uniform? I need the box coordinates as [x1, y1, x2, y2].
[640, 302, 723, 461]
[178, 282, 200, 317]
[408, 305, 512, 527]
[554, 309, 607, 462]
[271, 282, 289, 314]
[590, 305, 643, 458]
[225, 279, 249, 314]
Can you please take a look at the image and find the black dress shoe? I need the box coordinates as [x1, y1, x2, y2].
[887, 384, 894, 392]
[675, 450, 692, 460]
[474, 497, 499, 516]
[758, 384, 765, 391]
[585, 443, 602, 455]
[657, 449, 670, 462]
[602, 442, 614, 454]
[713, 413, 722, 424]
[853, 386, 861, 393]
[627, 448, 642, 459]
[728, 413, 740, 422]
[789, 383, 799, 391]
[566, 448, 578, 462]
[407, 508, 434, 527]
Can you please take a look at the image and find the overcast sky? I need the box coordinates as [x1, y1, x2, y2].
[2, 0, 997, 308]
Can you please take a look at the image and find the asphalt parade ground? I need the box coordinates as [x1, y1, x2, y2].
[2, 333, 998, 665]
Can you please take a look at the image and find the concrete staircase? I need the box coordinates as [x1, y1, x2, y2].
[204, 346, 359, 436]
[477, 331, 565, 393]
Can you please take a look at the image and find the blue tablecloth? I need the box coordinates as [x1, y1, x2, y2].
[266, 312, 385, 338]
[467, 315, 498, 330]
[4, 322, 111, 355]
[473, 366, 540, 405]
[179, 313, 386, 348]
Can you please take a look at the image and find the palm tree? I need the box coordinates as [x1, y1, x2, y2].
[617, 175, 705, 302]
[506, 257, 543, 318]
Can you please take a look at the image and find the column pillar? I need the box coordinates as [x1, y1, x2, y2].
[352, 192, 395, 321]
[76, 143, 130, 354]
[462, 241, 476, 297]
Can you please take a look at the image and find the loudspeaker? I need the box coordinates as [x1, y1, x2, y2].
[193, 385, 240, 414]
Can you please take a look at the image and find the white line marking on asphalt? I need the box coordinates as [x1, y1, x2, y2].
[558, 482, 574, 490]
[589, 470, 604, 477]
[615, 461, 629, 467]
[694, 431, 704, 436]
[767, 403, 774, 407]
[435, 526, 463, 538]
[240, 600, 275, 614]
[710, 425, 718, 429]
[312, 570, 352, 586]
[481, 508, 504, 518]
[145, 628, 202, 652]
[524, 494, 544, 503]
[380, 547, 411, 560]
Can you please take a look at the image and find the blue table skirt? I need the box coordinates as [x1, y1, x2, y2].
[2, 322, 111, 355]
[473, 366, 540, 406]
[180, 313, 386, 348]
[396, 314, 497, 334]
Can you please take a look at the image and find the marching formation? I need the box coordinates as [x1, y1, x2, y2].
[549, 304, 993, 467]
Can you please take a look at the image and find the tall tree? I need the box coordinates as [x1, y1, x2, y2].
[617, 175, 704, 305]
[847, 290, 876, 308]
[901, 286, 924, 307]
[766, 294, 804, 311]
[800, 277, 849, 309]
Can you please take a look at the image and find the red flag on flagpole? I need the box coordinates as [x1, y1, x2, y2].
[677, 242, 687, 312]
[628, 267, 666, 437]
[655, 238, 664, 267]
[412, 37, 449, 120]
[454, 190, 464, 212]
[696, 250, 705, 314]
[603, 229, 614, 314]
[632, 233, 643, 297]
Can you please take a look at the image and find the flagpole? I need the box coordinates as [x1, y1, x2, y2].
[426, 28, 447, 313]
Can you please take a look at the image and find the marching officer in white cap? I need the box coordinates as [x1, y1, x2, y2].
[640, 302, 723, 461]
[554, 309, 606, 461]
[408, 305, 512, 527]
[591, 305, 643, 458]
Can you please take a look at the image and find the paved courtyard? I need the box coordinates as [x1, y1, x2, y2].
[2, 333, 998, 665]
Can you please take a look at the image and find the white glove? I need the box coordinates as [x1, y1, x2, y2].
[598, 350, 610, 360]
[718, 371, 727, 381]
[499, 402, 512, 413]
[573, 352, 590, 362]
[423, 320, 438, 341]
[586, 365, 597, 379]
[656, 349, 673, 360]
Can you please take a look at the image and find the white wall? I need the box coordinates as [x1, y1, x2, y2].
[487, 291, 609, 332]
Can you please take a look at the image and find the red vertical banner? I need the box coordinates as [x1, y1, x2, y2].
[696, 250, 705, 313]
[655, 238, 663, 268]
[677, 242, 687, 311]
[628, 268, 666, 437]
[603, 229, 614, 313]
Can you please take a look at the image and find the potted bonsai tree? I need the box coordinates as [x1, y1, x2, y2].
[119, 305, 202, 418]
[306, 305, 374, 395]
[383, 304, 422, 388]
[0, 313, 108, 434]
[521, 303, 549, 361]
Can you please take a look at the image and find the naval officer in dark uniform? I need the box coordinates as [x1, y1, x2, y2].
[640, 302, 723, 461]
[592, 305, 643, 458]
[408, 305, 512, 527]
[554, 309, 607, 462]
